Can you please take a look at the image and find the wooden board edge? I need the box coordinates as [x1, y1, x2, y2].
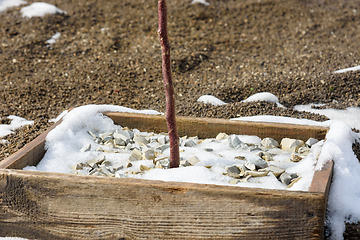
[104, 112, 330, 142]
[0, 119, 62, 169]
[309, 160, 334, 194]
[0, 168, 324, 199]
[308, 160, 334, 240]
[104, 111, 330, 131]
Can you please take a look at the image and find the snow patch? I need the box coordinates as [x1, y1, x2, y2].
[334, 65, 360, 74]
[191, 0, 210, 6]
[294, 105, 360, 130]
[46, 32, 61, 45]
[0, 0, 26, 12]
[197, 92, 285, 107]
[232, 115, 329, 126]
[0, 115, 34, 138]
[21, 2, 65, 18]
[25, 105, 161, 174]
[242, 92, 285, 108]
[0, 238, 30, 240]
[197, 95, 227, 106]
[317, 121, 360, 239]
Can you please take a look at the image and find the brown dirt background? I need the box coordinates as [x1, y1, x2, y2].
[0, 0, 360, 238]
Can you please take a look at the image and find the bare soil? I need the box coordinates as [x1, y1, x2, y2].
[1, 0, 360, 238]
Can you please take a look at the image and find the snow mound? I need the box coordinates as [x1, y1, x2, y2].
[242, 92, 285, 108]
[317, 121, 360, 239]
[0, 0, 26, 12]
[197, 95, 227, 106]
[334, 65, 360, 74]
[294, 104, 360, 130]
[21, 2, 65, 18]
[191, 0, 210, 6]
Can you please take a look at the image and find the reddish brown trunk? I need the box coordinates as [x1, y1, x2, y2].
[158, 0, 180, 168]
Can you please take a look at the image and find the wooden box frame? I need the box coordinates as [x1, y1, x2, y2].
[0, 112, 333, 239]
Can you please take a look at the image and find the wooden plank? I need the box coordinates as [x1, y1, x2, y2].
[308, 160, 334, 240]
[0, 119, 62, 170]
[0, 169, 326, 239]
[105, 112, 329, 143]
[309, 161, 334, 194]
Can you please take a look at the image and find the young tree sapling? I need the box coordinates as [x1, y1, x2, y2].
[158, 0, 180, 168]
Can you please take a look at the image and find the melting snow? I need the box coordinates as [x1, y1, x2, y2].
[21, 2, 65, 18]
[197, 95, 227, 106]
[0, 116, 33, 138]
[334, 65, 360, 74]
[0, 0, 26, 12]
[191, 0, 210, 6]
[46, 32, 61, 45]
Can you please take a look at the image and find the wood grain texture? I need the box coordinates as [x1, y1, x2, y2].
[0, 112, 332, 239]
[105, 112, 329, 143]
[0, 169, 326, 239]
[309, 161, 334, 194]
[308, 161, 334, 239]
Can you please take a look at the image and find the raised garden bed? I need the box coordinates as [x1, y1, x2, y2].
[0, 112, 333, 239]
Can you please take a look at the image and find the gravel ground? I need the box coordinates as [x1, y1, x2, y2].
[1, 0, 360, 238]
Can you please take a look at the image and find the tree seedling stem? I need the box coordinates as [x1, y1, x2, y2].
[158, 0, 180, 168]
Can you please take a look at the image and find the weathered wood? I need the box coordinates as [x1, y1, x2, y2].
[105, 112, 329, 143]
[0, 169, 326, 239]
[309, 160, 334, 240]
[309, 161, 334, 194]
[0, 112, 333, 239]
